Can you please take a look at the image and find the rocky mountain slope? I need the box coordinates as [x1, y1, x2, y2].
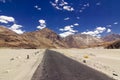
[105, 40, 120, 49]
[0, 26, 24, 48]
[22, 28, 68, 48]
[102, 34, 120, 42]
[64, 34, 103, 48]
[0, 26, 68, 48]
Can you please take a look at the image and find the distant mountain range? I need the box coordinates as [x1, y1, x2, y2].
[64, 34, 103, 48]
[0, 26, 120, 49]
[102, 34, 120, 42]
[105, 40, 120, 49]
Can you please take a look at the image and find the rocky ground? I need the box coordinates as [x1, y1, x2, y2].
[0, 49, 45, 80]
[0, 49, 120, 80]
[53, 48, 120, 80]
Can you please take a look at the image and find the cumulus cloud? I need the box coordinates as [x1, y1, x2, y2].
[107, 29, 111, 33]
[64, 17, 70, 20]
[83, 3, 90, 7]
[37, 19, 46, 29]
[96, 27, 106, 33]
[59, 31, 74, 37]
[0, 19, 8, 23]
[0, 15, 25, 34]
[74, 23, 79, 26]
[9, 24, 24, 34]
[50, 0, 74, 12]
[59, 23, 79, 37]
[0, 15, 15, 24]
[114, 22, 118, 25]
[50, 2, 62, 10]
[81, 27, 106, 38]
[59, 25, 73, 32]
[34, 5, 41, 11]
[63, 6, 74, 11]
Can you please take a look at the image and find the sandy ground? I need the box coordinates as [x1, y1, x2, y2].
[0, 49, 120, 80]
[53, 49, 120, 80]
[0, 49, 45, 80]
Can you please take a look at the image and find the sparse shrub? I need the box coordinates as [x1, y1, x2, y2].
[83, 55, 89, 59]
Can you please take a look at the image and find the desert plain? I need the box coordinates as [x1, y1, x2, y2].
[0, 48, 120, 80]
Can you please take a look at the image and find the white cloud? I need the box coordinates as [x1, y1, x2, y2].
[114, 22, 118, 25]
[50, 0, 74, 12]
[79, 10, 83, 13]
[34, 5, 41, 11]
[59, 24, 78, 37]
[74, 23, 79, 26]
[0, 15, 15, 24]
[59, 25, 77, 32]
[37, 26, 46, 30]
[76, 17, 80, 19]
[84, 3, 90, 7]
[96, 27, 106, 33]
[106, 25, 112, 27]
[81, 27, 106, 38]
[39, 19, 45, 24]
[0, 15, 25, 34]
[59, 25, 73, 31]
[63, 6, 74, 11]
[9, 24, 24, 34]
[59, 31, 74, 37]
[96, 2, 101, 6]
[37, 19, 46, 29]
[50, 2, 62, 10]
[64, 17, 70, 20]
[0, 19, 8, 23]
[107, 29, 111, 33]
[55, 0, 59, 3]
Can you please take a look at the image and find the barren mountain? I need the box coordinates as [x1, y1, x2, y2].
[0, 26, 24, 48]
[64, 34, 103, 48]
[105, 40, 120, 49]
[102, 34, 120, 42]
[22, 28, 68, 48]
[0, 26, 68, 48]
[2, 26, 117, 49]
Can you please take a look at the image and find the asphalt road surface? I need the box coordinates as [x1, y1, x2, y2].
[31, 49, 114, 80]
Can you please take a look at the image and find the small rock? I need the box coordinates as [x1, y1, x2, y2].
[10, 58, 14, 61]
[5, 70, 10, 73]
[27, 55, 30, 59]
[35, 51, 39, 55]
[113, 73, 118, 76]
[83, 60, 86, 63]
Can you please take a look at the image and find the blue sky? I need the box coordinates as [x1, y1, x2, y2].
[0, 0, 120, 37]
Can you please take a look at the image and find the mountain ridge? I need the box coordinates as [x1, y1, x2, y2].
[0, 26, 120, 49]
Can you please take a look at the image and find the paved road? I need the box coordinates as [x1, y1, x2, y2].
[31, 49, 114, 80]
